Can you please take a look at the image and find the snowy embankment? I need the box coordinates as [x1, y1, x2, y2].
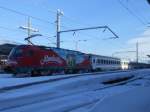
[0, 69, 150, 112]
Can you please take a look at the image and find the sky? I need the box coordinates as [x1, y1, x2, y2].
[0, 0, 150, 62]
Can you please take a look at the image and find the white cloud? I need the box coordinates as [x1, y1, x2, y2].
[126, 28, 150, 62]
[128, 28, 150, 44]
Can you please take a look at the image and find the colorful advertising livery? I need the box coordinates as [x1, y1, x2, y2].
[5, 45, 91, 75]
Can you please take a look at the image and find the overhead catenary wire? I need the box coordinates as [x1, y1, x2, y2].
[0, 24, 54, 39]
[62, 15, 91, 27]
[0, 5, 118, 47]
[117, 0, 146, 25]
[61, 14, 119, 41]
[0, 37, 24, 45]
[62, 15, 105, 39]
[0, 5, 109, 39]
[0, 5, 55, 25]
[0, 5, 70, 29]
[0, 25, 26, 33]
[127, 0, 149, 24]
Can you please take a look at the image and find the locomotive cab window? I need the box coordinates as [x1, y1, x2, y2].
[14, 49, 23, 57]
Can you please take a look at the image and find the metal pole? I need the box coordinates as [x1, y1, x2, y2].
[56, 10, 60, 48]
[28, 17, 31, 44]
[75, 41, 78, 50]
[20, 17, 39, 45]
[136, 42, 139, 63]
[56, 9, 63, 48]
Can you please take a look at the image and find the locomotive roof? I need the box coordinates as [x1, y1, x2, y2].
[16, 45, 120, 60]
[17, 44, 86, 55]
[39, 45, 85, 54]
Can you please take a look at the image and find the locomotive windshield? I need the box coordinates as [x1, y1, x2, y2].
[8, 47, 23, 58]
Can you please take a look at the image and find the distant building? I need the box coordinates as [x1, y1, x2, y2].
[0, 55, 7, 63]
[0, 55, 7, 71]
[129, 62, 150, 69]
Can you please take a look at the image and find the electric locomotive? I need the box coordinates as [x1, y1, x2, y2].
[4, 45, 91, 76]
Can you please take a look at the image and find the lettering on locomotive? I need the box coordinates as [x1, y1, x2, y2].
[40, 55, 62, 65]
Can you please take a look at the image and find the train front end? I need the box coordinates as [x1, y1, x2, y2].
[4, 45, 24, 74]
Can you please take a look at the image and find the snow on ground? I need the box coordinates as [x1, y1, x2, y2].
[0, 74, 13, 78]
[0, 69, 147, 90]
[0, 81, 136, 112]
[0, 69, 150, 112]
[0, 69, 149, 89]
[0, 69, 139, 100]
[89, 86, 150, 112]
[0, 73, 82, 89]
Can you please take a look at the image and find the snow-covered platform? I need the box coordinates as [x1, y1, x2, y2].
[90, 86, 150, 112]
[0, 69, 150, 112]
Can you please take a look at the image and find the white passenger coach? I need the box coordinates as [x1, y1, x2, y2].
[90, 54, 121, 71]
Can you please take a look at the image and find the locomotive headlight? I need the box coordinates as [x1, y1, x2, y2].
[6, 60, 18, 65]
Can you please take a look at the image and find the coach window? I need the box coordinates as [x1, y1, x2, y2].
[101, 60, 103, 64]
[96, 59, 99, 64]
[97, 59, 99, 64]
[113, 61, 115, 64]
[103, 60, 105, 64]
[99, 60, 102, 64]
[105, 60, 107, 64]
[102, 60, 105, 64]
[112, 61, 114, 64]
[98, 59, 100, 64]
[107, 60, 109, 64]
[116, 61, 118, 64]
[110, 60, 112, 64]
[108, 60, 109, 64]
[104, 60, 106, 64]
[100, 60, 102, 64]
[109, 60, 111, 64]
[100, 59, 102, 64]
[93, 59, 95, 63]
